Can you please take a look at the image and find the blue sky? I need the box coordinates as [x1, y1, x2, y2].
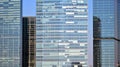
[23, 0, 36, 16]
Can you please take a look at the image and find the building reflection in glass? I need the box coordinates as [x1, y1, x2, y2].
[93, 16, 101, 67]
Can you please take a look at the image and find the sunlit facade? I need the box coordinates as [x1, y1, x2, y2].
[0, 0, 22, 67]
[36, 0, 92, 67]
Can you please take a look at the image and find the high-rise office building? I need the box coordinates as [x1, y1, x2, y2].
[36, 0, 92, 67]
[93, 0, 120, 67]
[22, 17, 36, 67]
[0, 0, 22, 67]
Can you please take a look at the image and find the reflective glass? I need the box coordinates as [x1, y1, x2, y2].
[0, 0, 22, 67]
[36, 0, 89, 67]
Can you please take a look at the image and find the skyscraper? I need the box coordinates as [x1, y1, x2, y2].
[93, 0, 120, 67]
[22, 17, 36, 67]
[36, 0, 92, 67]
[0, 0, 22, 67]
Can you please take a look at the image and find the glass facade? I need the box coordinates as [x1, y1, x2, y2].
[36, 0, 91, 67]
[22, 17, 36, 67]
[93, 16, 101, 67]
[117, 0, 120, 66]
[0, 0, 22, 67]
[93, 0, 119, 67]
[94, 0, 115, 37]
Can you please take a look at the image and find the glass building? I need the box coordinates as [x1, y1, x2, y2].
[93, 0, 120, 67]
[36, 0, 92, 67]
[118, 0, 120, 67]
[22, 17, 36, 67]
[0, 0, 22, 67]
